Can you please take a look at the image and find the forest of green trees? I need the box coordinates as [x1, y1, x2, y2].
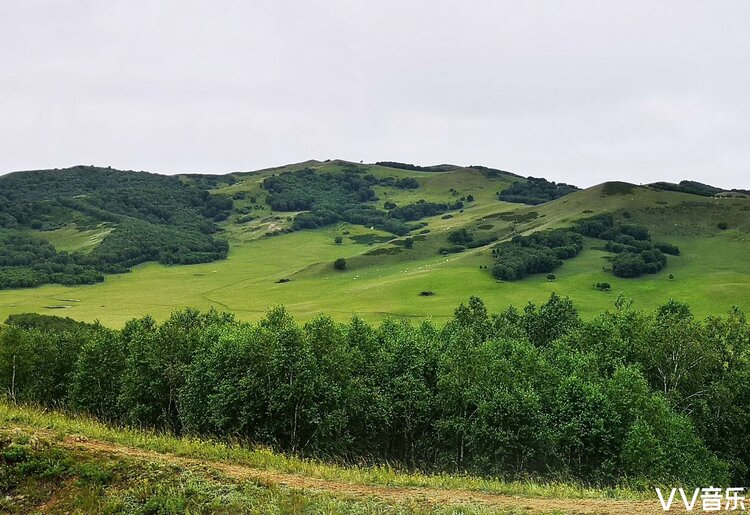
[0, 166, 232, 289]
[263, 168, 459, 235]
[2, 295, 748, 488]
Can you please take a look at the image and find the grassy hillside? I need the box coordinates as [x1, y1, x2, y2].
[0, 403, 659, 514]
[0, 162, 748, 326]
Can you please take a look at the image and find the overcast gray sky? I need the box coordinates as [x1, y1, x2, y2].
[1, 1, 749, 188]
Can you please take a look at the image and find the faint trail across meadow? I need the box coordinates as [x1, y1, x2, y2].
[60, 434, 662, 514]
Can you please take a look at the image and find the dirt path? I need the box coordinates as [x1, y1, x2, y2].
[56, 435, 662, 514]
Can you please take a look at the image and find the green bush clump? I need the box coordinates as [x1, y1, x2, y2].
[490, 230, 583, 281]
[499, 177, 579, 205]
[574, 214, 679, 279]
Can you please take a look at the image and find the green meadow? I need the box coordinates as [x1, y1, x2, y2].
[0, 162, 748, 327]
[0, 217, 747, 327]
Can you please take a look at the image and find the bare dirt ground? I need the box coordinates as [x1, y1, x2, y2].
[58, 434, 663, 514]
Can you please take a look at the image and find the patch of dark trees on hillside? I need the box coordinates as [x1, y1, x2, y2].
[574, 214, 679, 278]
[498, 177, 580, 205]
[375, 161, 457, 172]
[179, 173, 238, 190]
[650, 180, 725, 197]
[467, 165, 522, 179]
[488, 213, 680, 282]
[0, 166, 232, 289]
[649, 180, 750, 197]
[490, 229, 583, 281]
[262, 168, 461, 235]
[438, 228, 498, 256]
[377, 161, 522, 179]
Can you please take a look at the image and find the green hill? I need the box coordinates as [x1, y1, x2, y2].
[0, 161, 748, 325]
[0, 165, 232, 289]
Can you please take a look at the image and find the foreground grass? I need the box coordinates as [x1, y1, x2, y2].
[0, 402, 645, 503]
[2, 427, 471, 514]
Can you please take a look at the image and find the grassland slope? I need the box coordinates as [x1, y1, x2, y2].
[0, 164, 747, 325]
[0, 403, 658, 514]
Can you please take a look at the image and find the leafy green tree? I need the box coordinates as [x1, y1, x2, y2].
[448, 229, 473, 246]
[0, 324, 88, 406]
[612, 252, 645, 278]
[69, 328, 126, 420]
[522, 293, 580, 347]
[378, 319, 437, 465]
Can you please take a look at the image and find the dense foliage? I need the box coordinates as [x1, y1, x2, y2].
[375, 176, 420, 189]
[4, 296, 745, 486]
[263, 169, 457, 235]
[650, 180, 725, 197]
[574, 214, 678, 278]
[499, 178, 580, 205]
[466, 165, 519, 178]
[0, 166, 232, 289]
[491, 230, 583, 281]
[0, 230, 104, 288]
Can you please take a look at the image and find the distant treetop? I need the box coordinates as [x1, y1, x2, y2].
[498, 177, 580, 205]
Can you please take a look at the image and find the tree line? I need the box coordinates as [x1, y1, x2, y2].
[498, 177, 580, 205]
[2, 295, 749, 488]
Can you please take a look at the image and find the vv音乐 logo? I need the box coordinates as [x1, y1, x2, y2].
[656, 487, 746, 511]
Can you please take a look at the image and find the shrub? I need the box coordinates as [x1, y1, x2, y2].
[447, 229, 473, 246]
[499, 177, 580, 205]
[334, 258, 347, 270]
[655, 242, 680, 256]
[612, 252, 645, 278]
[466, 236, 499, 249]
[439, 246, 465, 255]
